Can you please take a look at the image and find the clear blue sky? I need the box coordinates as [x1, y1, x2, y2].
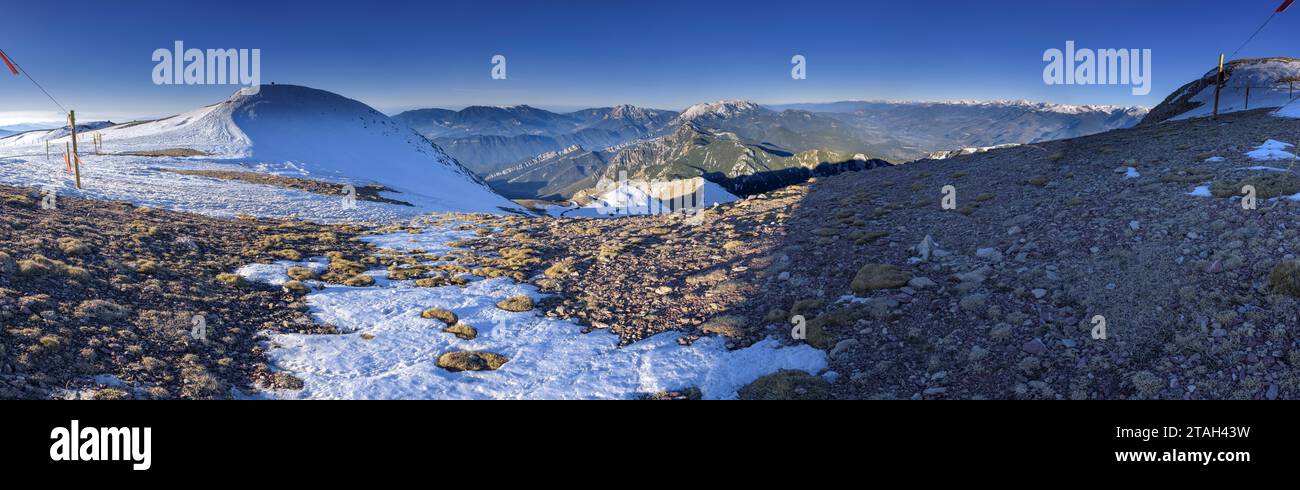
[0, 0, 1295, 125]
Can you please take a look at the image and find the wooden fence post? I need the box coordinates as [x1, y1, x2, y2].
[1213, 54, 1224, 118]
[68, 110, 81, 189]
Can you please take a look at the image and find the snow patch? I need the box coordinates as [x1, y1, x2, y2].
[247, 225, 826, 399]
[1246, 139, 1297, 161]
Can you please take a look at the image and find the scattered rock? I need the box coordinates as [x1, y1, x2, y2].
[1021, 338, 1047, 355]
[436, 351, 509, 372]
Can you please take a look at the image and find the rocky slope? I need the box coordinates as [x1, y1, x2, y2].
[503, 108, 1300, 400]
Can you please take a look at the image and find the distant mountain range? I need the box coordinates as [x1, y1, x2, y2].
[489, 122, 891, 202]
[392, 105, 676, 175]
[392, 99, 1148, 201]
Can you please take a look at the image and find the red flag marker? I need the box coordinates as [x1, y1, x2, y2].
[0, 49, 18, 75]
[1280, 0, 1295, 13]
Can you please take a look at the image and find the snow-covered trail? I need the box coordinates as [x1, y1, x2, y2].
[239, 224, 828, 400]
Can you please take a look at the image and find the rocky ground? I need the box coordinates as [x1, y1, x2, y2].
[6, 109, 1300, 400]
[0, 184, 372, 399]
[504, 109, 1300, 399]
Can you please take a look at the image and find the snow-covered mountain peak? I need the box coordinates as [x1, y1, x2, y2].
[1, 84, 517, 215]
[675, 100, 765, 122]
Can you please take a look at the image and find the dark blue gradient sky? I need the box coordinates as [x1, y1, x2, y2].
[0, 0, 1295, 124]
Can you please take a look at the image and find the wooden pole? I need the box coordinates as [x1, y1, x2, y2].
[68, 111, 81, 189]
[1213, 54, 1224, 118]
[1245, 84, 1251, 110]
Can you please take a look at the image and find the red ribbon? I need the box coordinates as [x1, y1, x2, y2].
[0, 49, 18, 75]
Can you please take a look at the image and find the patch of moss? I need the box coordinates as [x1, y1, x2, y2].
[1131, 370, 1163, 398]
[286, 266, 317, 281]
[495, 294, 535, 312]
[436, 351, 509, 372]
[342, 274, 375, 287]
[850, 264, 911, 294]
[442, 322, 478, 340]
[699, 315, 746, 338]
[1269, 261, 1300, 297]
[215, 273, 244, 287]
[57, 237, 90, 256]
[1211, 173, 1300, 199]
[271, 372, 305, 390]
[271, 249, 303, 261]
[420, 307, 458, 325]
[738, 370, 830, 400]
[74, 300, 130, 323]
[91, 388, 131, 400]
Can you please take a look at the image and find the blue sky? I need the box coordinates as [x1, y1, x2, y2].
[0, 0, 1295, 125]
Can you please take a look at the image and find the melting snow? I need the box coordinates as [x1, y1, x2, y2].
[1188, 186, 1212, 197]
[1278, 102, 1300, 118]
[241, 226, 827, 400]
[1246, 139, 1297, 161]
[1123, 167, 1140, 179]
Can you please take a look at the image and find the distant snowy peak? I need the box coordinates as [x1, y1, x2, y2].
[770, 99, 1147, 116]
[931, 99, 1148, 115]
[675, 100, 766, 123]
[596, 104, 675, 123]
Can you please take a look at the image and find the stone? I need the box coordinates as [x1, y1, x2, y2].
[1022, 338, 1047, 355]
[908, 277, 937, 289]
[975, 247, 1003, 263]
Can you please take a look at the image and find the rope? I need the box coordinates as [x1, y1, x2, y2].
[0, 48, 69, 115]
[1227, 9, 1281, 61]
